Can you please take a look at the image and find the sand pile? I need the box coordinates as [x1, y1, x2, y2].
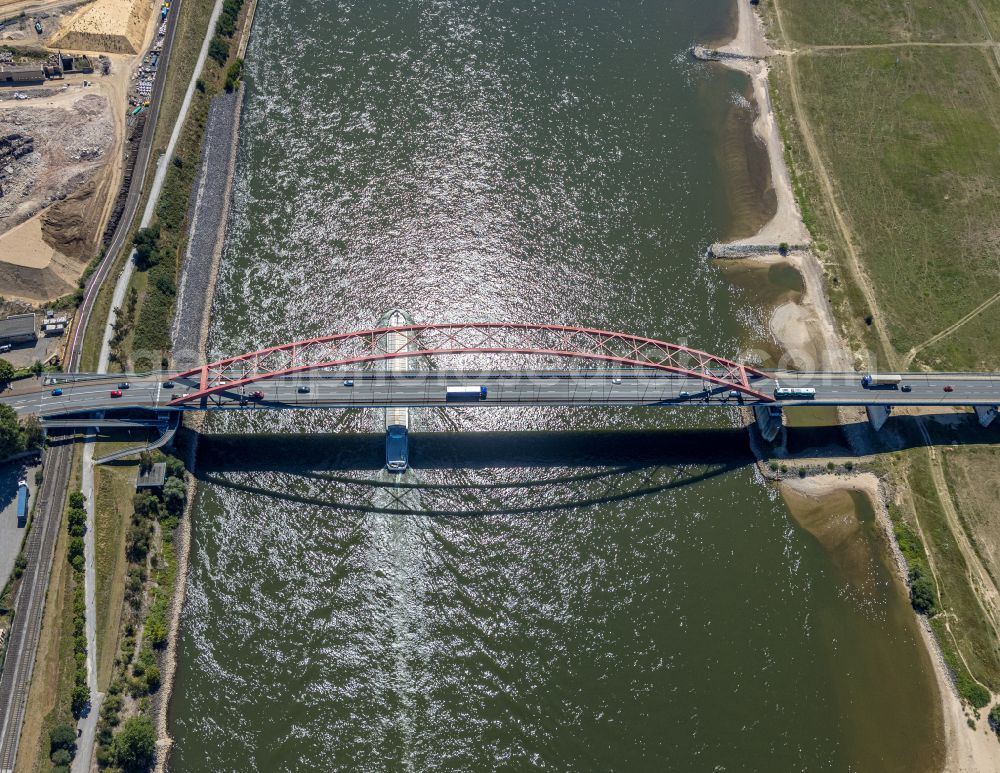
[50, 0, 149, 54]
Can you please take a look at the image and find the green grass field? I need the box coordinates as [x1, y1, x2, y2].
[788, 46, 1000, 368]
[771, 0, 992, 45]
[94, 464, 137, 689]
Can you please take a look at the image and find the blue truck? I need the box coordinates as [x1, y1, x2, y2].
[16, 479, 28, 527]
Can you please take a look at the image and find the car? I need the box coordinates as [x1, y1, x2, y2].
[298, 385, 311, 394]
[162, 381, 174, 388]
[51, 388, 63, 396]
[679, 391, 691, 399]
[729, 390, 742, 401]
[0, 344, 10, 354]
[611, 377, 622, 385]
[943, 385, 954, 392]
[118, 382, 130, 389]
[250, 390, 265, 399]
[110, 390, 123, 398]
[901, 384, 912, 392]
[343, 379, 354, 387]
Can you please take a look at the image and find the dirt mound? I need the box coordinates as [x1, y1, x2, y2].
[49, 0, 149, 54]
[0, 250, 80, 302]
[41, 178, 100, 260]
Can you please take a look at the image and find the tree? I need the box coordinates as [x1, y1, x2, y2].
[20, 414, 43, 450]
[0, 403, 22, 458]
[164, 455, 185, 480]
[51, 749, 71, 766]
[0, 357, 13, 386]
[49, 724, 77, 757]
[110, 715, 156, 772]
[163, 476, 186, 516]
[132, 225, 161, 270]
[138, 451, 153, 474]
[71, 683, 90, 717]
[909, 565, 938, 615]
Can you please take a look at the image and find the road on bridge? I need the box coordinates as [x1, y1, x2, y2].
[3, 370, 1000, 419]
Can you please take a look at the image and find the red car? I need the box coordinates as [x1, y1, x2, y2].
[250, 390, 265, 399]
[110, 390, 123, 398]
[943, 385, 954, 392]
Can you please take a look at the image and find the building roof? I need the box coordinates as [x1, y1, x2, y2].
[136, 462, 167, 489]
[0, 314, 35, 339]
[0, 64, 45, 82]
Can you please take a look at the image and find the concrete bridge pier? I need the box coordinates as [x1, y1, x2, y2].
[754, 405, 783, 443]
[866, 404, 892, 432]
[974, 405, 998, 428]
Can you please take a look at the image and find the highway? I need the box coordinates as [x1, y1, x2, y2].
[4, 370, 1000, 420]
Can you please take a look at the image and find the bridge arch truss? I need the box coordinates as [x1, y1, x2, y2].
[170, 323, 773, 404]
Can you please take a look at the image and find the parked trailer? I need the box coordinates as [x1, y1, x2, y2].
[446, 385, 488, 401]
[16, 478, 28, 527]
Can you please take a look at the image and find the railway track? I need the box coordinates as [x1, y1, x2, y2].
[0, 442, 72, 772]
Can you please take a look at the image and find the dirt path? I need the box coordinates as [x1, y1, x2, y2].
[902, 289, 1000, 367]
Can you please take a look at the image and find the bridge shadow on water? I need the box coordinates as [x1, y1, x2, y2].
[193, 429, 754, 517]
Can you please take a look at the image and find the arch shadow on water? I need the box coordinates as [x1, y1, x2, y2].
[194, 429, 753, 517]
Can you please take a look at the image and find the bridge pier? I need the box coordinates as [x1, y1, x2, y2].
[866, 404, 892, 432]
[754, 405, 783, 443]
[383, 310, 411, 472]
[974, 405, 998, 428]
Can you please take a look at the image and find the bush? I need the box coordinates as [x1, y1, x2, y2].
[909, 565, 938, 615]
[69, 491, 85, 509]
[51, 748, 71, 766]
[208, 36, 229, 65]
[989, 704, 1000, 736]
[964, 681, 991, 710]
[0, 358, 13, 386]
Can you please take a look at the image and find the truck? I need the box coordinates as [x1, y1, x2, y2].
[446, 385, 487, 401]
[16, 478, 28, 527]
[386, 425, 408, 472]
[774, 386, 816, 400]
[861, 374, 902, 389]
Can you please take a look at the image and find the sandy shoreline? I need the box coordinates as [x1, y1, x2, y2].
[713, 3, 999, 770]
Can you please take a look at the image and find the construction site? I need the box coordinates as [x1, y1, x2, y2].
[0, 0, 173, 307]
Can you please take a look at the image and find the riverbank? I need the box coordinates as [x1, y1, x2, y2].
[714, 2, 1000, 769]
[707, 1, 849, 373]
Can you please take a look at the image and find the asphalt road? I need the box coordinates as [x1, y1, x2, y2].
[4, 370, 1000, 419]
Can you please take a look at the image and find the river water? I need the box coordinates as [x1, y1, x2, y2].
[168, 0, 943, 769]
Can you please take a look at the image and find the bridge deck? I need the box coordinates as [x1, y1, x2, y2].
[4, 370, 1000, 423]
